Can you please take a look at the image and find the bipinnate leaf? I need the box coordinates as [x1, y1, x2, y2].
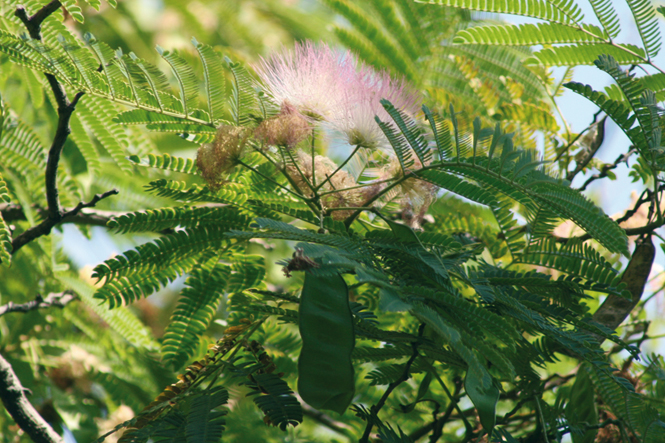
[298, 272, 355, 414]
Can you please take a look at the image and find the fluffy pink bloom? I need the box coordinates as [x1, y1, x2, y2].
[254, 41, 420, 149]
[254, 42, 356, 120]
[331, 66, 420, 149]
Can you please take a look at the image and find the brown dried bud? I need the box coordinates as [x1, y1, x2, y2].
[254, 103, 312, 148]
[196, 125, 251, 191]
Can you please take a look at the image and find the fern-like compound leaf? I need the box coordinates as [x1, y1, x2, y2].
[419, 0, 585, 25]
[525, 44, 646, 66]
[588, 0, 621, 38]
[127, 153, 200, 175]
[626, 0, 662, 58]
[109, 206, 251, 234]
[185, 387, 228, 443]
[226, 58, 258, 127]
[0, 173, 11, 264]
[454, 23, 606, 46]
[76, 96, 133, 172]
[193, 38, 227, 123]
[246, 373, 303, 430]
[381, 99, 431, 165]
[158, 47, 199, 116]
[162, 253, 230, 368]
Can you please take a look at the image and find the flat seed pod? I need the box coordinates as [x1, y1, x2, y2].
[298, 272, 355, 414]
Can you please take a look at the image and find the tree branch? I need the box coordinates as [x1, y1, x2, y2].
[0, 291, 76, 317]
[408, 377, 463, 442]
[9, 2, 119, 258]
[10, 190, 118, 254]
[0, 352, 63, 443]
[577, 148, 637, 192]
[359, 324, 425, 443]
[297, 394, 355, 440]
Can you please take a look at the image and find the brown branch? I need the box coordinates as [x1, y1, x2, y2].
[0, 352, 63, 443]
[10, 189, 118, 254]
[297, 394, 355, 440]
[577, 148, 637, 192]
[408, 377, 463, 442]
[0, 291, 76, 317]
[1, 203, 121, 226]
[8, 2, 119, 258]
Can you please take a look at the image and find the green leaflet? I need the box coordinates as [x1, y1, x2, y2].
[60, 0, 117, 22]
[564, 82, 647, 153]
[589, 0, 620, 38]
[58, 275, 159, 351]
[158, 47, 199, 116]
[529, 182, 629, 256]
[127, 153, 200, 175]
[525, 44, 646, 66]
[0, 215, 11, 267]
[320, 0, 418, 81]
[416, 169, 497, 206]
[626, 0, 661, 58]
[69, 113, 101, 176]
[298, 272, 355, 414]
[0, 171, 11, 265]
[380, 99, 431, 165]
[226, 58, 258, 127]
[108, 206, 251, 234]
[76, 96, 132, 173]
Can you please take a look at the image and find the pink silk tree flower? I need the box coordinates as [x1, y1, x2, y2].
[254, 42, 357, 121]
[254, 41, 420, 150]
[330, 67, 420, 149]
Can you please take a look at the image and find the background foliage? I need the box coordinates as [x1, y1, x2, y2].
[1, 0, 665, 442]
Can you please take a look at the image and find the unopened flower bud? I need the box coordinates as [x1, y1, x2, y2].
[196, 126, 250, 191]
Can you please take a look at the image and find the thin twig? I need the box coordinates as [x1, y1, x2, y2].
[0, 291, 76, 317]
[359, 324, 425, 443]
[408, 377, 464, 442]
[314, 145, 362, 192]
[297, 394, 355, 440]
[577, 148, 637, 192]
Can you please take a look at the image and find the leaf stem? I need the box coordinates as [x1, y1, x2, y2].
[236, 159, 305, 199]
[315, 145, 362, 192]
[358, 324, 425, 443]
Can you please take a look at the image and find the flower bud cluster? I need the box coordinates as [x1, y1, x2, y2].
[196, 126, 250, 190]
